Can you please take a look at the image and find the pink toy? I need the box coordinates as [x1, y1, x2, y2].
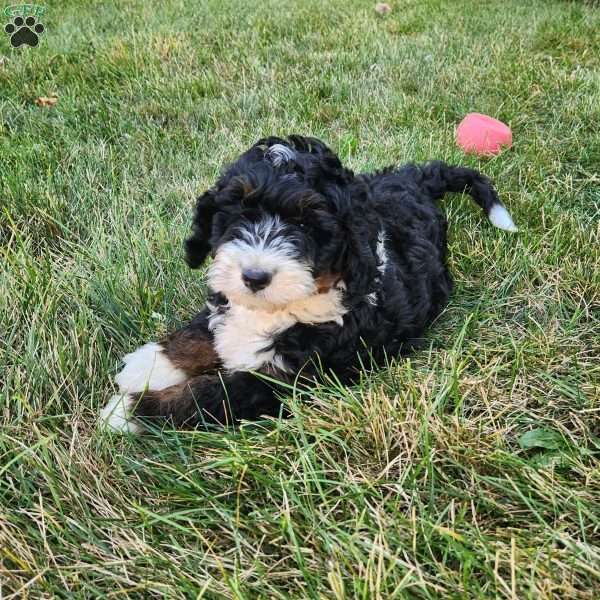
[456, 113, 512, 156]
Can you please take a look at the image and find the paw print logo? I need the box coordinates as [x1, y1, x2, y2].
[4, 15, 45, 47]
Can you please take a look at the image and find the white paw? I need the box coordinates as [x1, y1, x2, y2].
[115, 342, 186, 393]
[98, 394, 143, 434]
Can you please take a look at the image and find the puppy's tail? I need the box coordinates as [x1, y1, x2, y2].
[417, 161, 518, 232]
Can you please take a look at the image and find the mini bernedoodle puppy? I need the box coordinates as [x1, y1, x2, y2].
[100, 135, 517, 433]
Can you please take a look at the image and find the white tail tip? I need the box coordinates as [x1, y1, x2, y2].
[489, 204, 518, 232]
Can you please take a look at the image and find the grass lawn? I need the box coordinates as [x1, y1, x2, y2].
[1, 0, 599, 597]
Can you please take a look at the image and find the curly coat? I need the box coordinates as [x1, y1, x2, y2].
[99, 135, 517, 432]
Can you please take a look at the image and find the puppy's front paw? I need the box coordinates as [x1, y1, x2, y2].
[99, 394, 143, 434]
[115, 342, 186, 393]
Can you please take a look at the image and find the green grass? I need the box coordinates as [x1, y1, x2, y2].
[1, 0, 599, 596]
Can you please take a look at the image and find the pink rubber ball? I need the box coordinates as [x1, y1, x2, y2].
[456, 113, 512, 156]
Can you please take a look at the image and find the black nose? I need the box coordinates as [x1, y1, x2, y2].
[242, 268, 272, 292]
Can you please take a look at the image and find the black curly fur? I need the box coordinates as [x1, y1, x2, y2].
[129, 135, 511, 429]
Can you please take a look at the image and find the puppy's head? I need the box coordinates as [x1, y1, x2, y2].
[184, 138, 378, 311]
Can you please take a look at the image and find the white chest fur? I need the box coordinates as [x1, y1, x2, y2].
[209, 288, 347, 372]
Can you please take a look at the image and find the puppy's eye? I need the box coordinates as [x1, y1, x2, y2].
[299, 223, 305, 229]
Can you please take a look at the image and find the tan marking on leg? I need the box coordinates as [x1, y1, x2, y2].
[161, 328, 220, 376]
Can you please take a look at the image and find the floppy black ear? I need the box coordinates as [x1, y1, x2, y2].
[184, 189, 218, 268]
[337, 184, 380, 300]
